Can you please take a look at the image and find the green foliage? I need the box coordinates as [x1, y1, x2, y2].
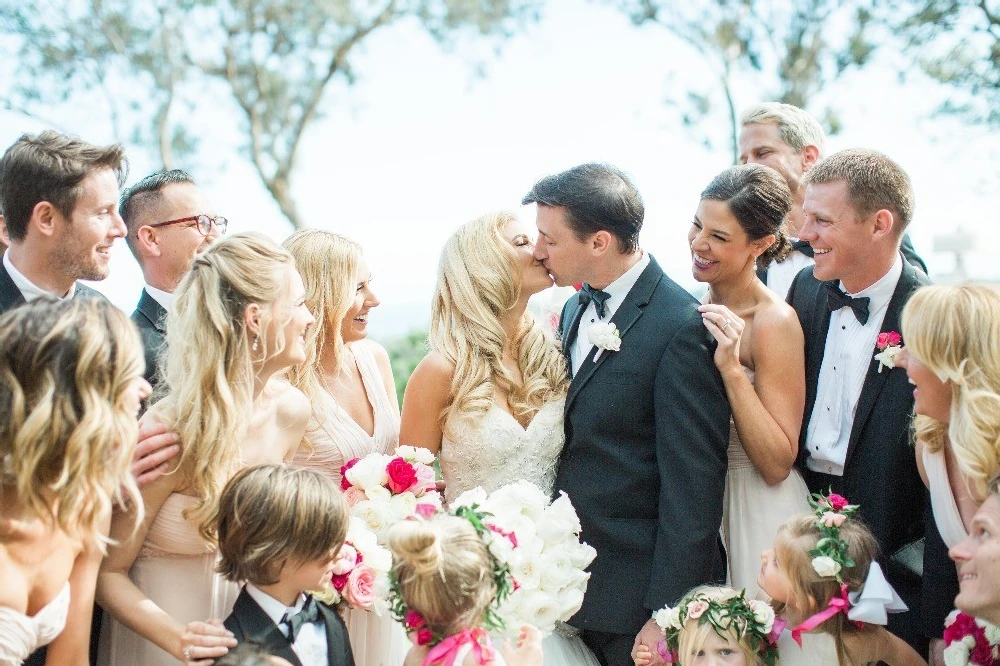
[383, 328, 429, 406]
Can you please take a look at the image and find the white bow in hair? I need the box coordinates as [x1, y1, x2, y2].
[847, 561, 909, 624]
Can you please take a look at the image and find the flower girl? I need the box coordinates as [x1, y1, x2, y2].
[758, 493, 926, 666]
[387, 513, 542, 666]
[632, 585, 780, 666]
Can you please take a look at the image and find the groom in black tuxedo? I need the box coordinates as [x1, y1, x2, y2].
[787, 148, 953, 655]
[523, 164, 731, 666]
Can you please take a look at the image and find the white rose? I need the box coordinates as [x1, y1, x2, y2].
[351, 499, 393, 540]
[389, 491, 418, 521]
[346, 454, 391, 493]
[653, 607, 673, 631]
[537, 492, 582, 545]
[451, 486, 488, 509]
[489, 481, 549, 521]
[588, 322, 621, 352]
[537, 551, 575, 590]
[558, 585, 586, 621]
[977, 618, 1000, 645]
[748, 599, 775, 634]
[512, 589, 561, 634]
[565, 541, 597, 569]
[811, 556, 842, 578]
[396, 445, 435, 465]
[943, 641, 969, 666]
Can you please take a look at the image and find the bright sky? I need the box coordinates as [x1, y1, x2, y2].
[2, 0, 998, 338]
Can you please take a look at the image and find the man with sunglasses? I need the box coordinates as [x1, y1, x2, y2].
[121, 169, 227, 390]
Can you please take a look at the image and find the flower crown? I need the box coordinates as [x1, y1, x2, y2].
[386, 504, 515, 647]
[806, 491, 859, 583]
[653, 588, 781, 666]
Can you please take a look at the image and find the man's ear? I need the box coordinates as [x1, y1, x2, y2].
[0, 214, 8, 247]
[30, 201, 59, 239]
[801, 144, 821, 172]
[591, 230, 614, 256]
[872, 209, 895, 240]
[136, 226, 162, 257]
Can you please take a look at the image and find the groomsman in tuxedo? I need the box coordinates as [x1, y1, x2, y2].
[739, 103, 926, 298]
[788, 148, 948, 655]
[524, 164, 730, 666]
[0, 131, 126, 315]
[121, 169, 225, 389]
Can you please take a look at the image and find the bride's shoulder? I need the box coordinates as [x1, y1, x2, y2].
[410, 351, 456, 385]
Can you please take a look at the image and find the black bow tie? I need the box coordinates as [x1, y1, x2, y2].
[578, 283, 611, 319]
[825, 283, 871, 325]
[791, 239, 815, 257]
[281, 596, 321, 641]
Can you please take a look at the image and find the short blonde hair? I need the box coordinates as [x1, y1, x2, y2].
[431, 211, 567, 438]
[674, 586, 765, 666]
[388, 514, 494, 637]
[740, 102, 826, 154]
[0, 298, 143, 549]
[902, 283, 1000, 499]
[215, 464, 349, 586]
[153, 232, 298, 541]
[775, 514, 880, 666]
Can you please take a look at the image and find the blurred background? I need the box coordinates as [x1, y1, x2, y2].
[2, 0, 997, 398]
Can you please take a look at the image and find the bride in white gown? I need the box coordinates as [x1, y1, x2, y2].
[400, 211, 600, 666]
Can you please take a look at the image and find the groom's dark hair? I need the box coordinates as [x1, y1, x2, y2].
[522, 162, 643, 254]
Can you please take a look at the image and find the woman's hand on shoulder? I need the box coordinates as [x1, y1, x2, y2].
[399, 352, 454, 455]
[132, 416, 181, 488]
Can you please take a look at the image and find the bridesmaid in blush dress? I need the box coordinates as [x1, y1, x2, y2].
[689, 165, 810, 598]
[284, 230, 407, 666]
[97, 234, 314, 666]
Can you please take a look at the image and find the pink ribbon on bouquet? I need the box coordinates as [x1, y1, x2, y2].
[423, 628, 496, 666]
[790, 584, 862, 646]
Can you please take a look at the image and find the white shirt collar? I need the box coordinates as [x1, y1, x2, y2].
[840, 253, 903, 314]
[245, 583, 306, 632]
[598, 251, 649, 308]
[3, 251, 76, 301]
[144, 284, 175, 312]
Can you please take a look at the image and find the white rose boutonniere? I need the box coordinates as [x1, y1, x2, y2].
[588, 321, 621, 362]
[873, 331, 903, 373]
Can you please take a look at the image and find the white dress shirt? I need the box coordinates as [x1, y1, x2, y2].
[805, 254, 903, 476]
[143, 283, 175, 312]
[765, 239, 814, 300]
[245, 584, 327, 666]
[570, 251, 649, 375]
[3, 251, 76, 301]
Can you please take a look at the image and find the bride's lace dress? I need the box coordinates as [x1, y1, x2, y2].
[439, 396, 600, 666]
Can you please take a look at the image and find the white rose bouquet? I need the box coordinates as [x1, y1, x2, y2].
[340, 445, 443, 542]
[451, 480, 597, 638]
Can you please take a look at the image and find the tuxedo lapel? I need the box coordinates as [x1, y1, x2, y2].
[561, 295, 584, 368]
[801, 278, 834, 434]
[565, 257, 662, 411]
[137, 289, 167, 333]
[230, 590, 303, 666]
[0, 263, 26, 313]
[844, 261, 919, 465]
[319, 603, 352, 666]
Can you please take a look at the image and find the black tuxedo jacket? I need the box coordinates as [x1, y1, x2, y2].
[554, 255, 731, 635]
[757, 233, 927, 284]
[787, 258, 953, 647]
[131, 288, 167, 389]
[223, 589, 355, 666]
[0, 261, 105, 315]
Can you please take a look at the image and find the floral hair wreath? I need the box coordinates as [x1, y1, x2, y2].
[386, 504, 515, 647]
[653, 588, 780, 666]
[806, 491, 859, 583]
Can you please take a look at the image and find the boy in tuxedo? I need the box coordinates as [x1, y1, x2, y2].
[216, 465, 355, 666]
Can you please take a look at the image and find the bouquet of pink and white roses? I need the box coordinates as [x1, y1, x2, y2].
[341, 445, 443, 542]
[451, 480, 596, 638]
[943, 610, 1000, 666]
[313, 516, 392, 614]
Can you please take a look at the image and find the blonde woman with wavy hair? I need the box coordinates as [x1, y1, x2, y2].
[895, 283, 1000, 549]
[283, 229, 403, 666]
[97, 232, 314, 666]
[400, 211, 592, 666]
[0, 298, 149, 666]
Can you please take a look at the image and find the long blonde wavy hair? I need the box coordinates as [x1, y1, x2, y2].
[901, 283, 1000, 499]
[430, 211, 567, 438]
[0, 298, 143, 551]
[152, 232, 297, 541]
[283, 230, 361, 410]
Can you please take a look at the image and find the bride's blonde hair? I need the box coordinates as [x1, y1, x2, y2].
[430, 211, 567, 437]
[152, 232, 297, 541]
[0, 298, 143, 550]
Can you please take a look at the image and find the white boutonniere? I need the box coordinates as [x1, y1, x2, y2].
[873, 331, 903, 373]
[589, 321, 621, 362]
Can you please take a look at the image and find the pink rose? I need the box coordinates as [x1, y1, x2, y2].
[877, 331, 902, 349]
[343, 564, 376, 608]
[686, 600, 709, 619]
[343, 486, 366, 507]
[415, 628, 434, 646]
[827, 494, 849, 511]
[331, 544, 358, 575]
[404, 609, 426, 629]
[340, 458, 360, 490]
[414, 464, 437, 494]
[820, 511, 847, 528]
[488, 523, 518, 548]
[386, 458, 418, 494]
[415, 503, 437, 519]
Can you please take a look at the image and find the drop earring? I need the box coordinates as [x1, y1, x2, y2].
[252, 335, 259, 352]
